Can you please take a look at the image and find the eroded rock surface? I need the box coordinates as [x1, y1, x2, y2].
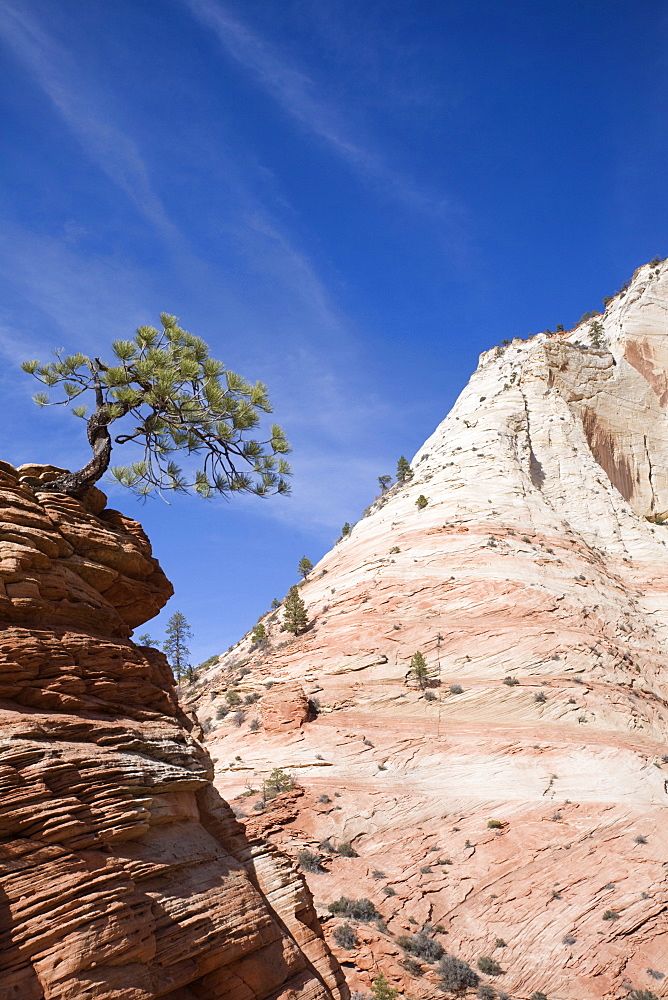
[0, 462, 346, 1000]
[195, 261, 668, 1000]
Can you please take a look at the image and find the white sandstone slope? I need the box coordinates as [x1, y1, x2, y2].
[190, 259, 668, 1000]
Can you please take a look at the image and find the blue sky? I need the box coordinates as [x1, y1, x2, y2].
[1, 0, 666, 663]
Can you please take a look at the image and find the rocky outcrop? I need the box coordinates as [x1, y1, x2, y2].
[0, 462, 347, 1000]
[195, 260, 668, 1000]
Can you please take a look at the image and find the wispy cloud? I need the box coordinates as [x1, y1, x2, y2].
[183, 0, 454, 219]
[0, 2, 178, 241]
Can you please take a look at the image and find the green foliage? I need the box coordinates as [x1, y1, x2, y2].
[390, 545, 400, 554]
[487, 820, 503, 829]
[198, 654, 219, 669]
[263, 767, 294, 800]
[408, 650, 431, 690]
[283, 585, 308, 634]
[396, 455, 413, 483]
[137, 633, 159, 647]
[22, 313, 290, 499]
[225, 690, 242, 706]
[530, 993, 548, 1000]
[270, 598, 281, 609]
[336, 842, 358, 857]
[163, 612, 193, 681]
[298, 556, 314, 579]
[251, 623, 266, 644]
[589, 319, 605, 348]
[341, 522, 352, 536]
[415, 494, 428, 510]
[628, 992, 659, 1000]
[370, 973, 398, 1000]
[378, 474, 392, 492]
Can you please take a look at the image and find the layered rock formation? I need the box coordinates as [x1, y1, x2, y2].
[195, 260, 668, 1000]
[0, 462, 347, 1000]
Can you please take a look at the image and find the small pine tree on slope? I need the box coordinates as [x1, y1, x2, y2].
[283, 586, 308, 634]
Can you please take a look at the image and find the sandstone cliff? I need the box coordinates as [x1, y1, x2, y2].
[0, 461, 347, 1000]
[195, 260, 668, 1000]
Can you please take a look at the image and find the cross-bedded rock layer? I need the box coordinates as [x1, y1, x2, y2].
[0, 462, 347, 1000]
[198, 261, 668, 1000]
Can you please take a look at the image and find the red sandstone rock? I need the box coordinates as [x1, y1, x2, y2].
[196, 261, 668, 1000]
[0, 463, 347, 1000]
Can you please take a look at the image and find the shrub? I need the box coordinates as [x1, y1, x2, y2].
[201, 719, 213, 734]
[397, 931, 444, 963]
[318, 794, 331, 804]
[424, 690, 437, 701]
[249, 717, 261, 731]
[382, 885, 396, 896]
[370, 973, 398, 1000]
[327, 897, 377, 921]
[562, 934, 576, 945]
[449, 684, 464, 695]
[401, 957, 423, 976]
[251, 623, 266, 644]
[297, 849, 323, 873]
[337, 842, 359, 857]
[634, 834, 648, 844]
[244, 691, 260, 704]
[438, 954, 479, 990]
[390, 546, 400, 554]
[629, 992, 659, 1000]
[232, 709, 246, 727]
[307, 696, 321, 716]
[495, 938, 506, 948]
[530, 993, 548, 1000]
[263, 768, 294, 799]
[534, 690, 547, 703]
[372, 869, 386, 879]
[487, 820, 503, 829]
[215, 704, 229, 719]
[225, 690, 242, 706]
[477, 956, 502, 975]
[478, 988, 496, 1000]
[503, 676, 519, 686]
[415, 495, 429, 510]
[332, 922, 357, 950]
[420, 865, 433, 873]
[602, 909, 619, 920]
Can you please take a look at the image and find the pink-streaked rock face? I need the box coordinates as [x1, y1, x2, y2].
[0, 463, 347, 1000]
[195, 261, 668, 1000]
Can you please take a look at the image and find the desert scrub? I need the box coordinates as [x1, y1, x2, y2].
[332, 922, 358, 950]
[397, 931, 444, 963]
[327, 897, 377, 921]
[534, 690, 547, 703]
[449, 684, 464, 695]
[401, 957, 423, 976]
[602, 909, 619, 920]
[477, 956, 502, 975]
[297, 849, 324, 873]
[438, 954, 479, 990]
[487, 820, 503, 829]
[225, 690, 242, 706]
[503, 676, 519, 686]
[337, 842, 359, 857]
[424, 690, 437, 701]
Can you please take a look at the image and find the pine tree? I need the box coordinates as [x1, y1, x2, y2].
[137, 633, 159, 647]
[270, 598, 281, 609]
[163, 612, 194, 681]
[396, 456, 412, 483]
[378, 474, 392, 492]
[341, 522, 352, 536]
[370, 973, 398, 1000]
[251, 623, 266, 644]
[283, 585, 308, 634]
[408, 651, 431, 689]
[298, 556, 313, 579]
[21, 314, 290, 500]
[415, 495, 429, 510]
